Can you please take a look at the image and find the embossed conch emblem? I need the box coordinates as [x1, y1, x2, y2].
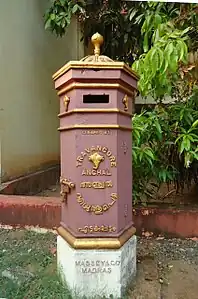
[89, 152, 104, 170]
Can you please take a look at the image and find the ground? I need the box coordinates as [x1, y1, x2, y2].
[130, 237, 198, 299]
[0, 229, 198, 299]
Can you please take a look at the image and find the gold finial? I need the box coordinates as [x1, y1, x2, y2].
[91, 33, 104, 61]
[80, 32, 113, 63]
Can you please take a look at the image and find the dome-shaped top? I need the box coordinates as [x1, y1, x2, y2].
[80, 32, 114, 63]
[53, 32, 139, 81]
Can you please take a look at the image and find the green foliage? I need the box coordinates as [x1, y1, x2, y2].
[131, 3, 198, 203]
[44, 2, 198, 204]
[133, 26, 189, 98]
[44, 0, 85, 36]
[133, 87, 198, 204]
[132, 3, 197, 98]
[44, 1, 168, 64]
[44, 2, 197, 68]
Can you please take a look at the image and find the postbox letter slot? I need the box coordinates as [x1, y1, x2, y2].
[83, 94, 109, 104]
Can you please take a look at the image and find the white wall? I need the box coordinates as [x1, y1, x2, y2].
[0, 0, 84, 182]
[135, 95, 174, 105]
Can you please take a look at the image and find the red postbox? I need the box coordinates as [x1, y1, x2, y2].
[53, 33, 138, 249]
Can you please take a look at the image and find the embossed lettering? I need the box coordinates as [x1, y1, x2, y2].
[102, 147, 108, 153]
[96, 145, 102, 151]
[76, 193, 118, 215]
[77, 156, 83, 163]
[78, 225, 116, 234]
[84, 148, 91, 154]
[80, 181, 113, 189]
[76, 260, 120, 275]
[107, 151, 112, 157]
[81, 169, 112, 176]
[111, 162, 117, 167]
[81, 130, 111, 136]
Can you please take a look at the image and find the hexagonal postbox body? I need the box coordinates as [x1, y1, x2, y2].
[53, 40, 138, 244]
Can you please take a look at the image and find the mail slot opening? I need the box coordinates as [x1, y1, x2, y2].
[83, 94, 109, 104]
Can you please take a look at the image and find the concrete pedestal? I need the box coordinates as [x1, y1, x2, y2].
[57, 235, 136, 298]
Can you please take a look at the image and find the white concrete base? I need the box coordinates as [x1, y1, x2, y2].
[57, 235, 136, 298]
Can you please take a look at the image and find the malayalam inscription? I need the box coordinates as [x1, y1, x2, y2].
[80, 180, 113, 189]
[78, 225, 116, 234]
[77, 193, 118, 215]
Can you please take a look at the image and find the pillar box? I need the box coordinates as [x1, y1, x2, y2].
[53, 33, 138, 298]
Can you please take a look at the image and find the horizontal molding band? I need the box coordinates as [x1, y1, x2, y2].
[57, 82, 134, 97]
[53, 61, 139, 81]
[58, 108, 132, 118]
[58, 124, 132, 132]
[57, 226, 136, 249]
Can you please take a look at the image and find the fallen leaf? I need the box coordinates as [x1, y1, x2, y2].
[189, 237, 198, 241]
[156, 236, 164, 240]
[142, 209, 149, 216]
[143, 231, 153, 238]
[50, 247, 57, 255]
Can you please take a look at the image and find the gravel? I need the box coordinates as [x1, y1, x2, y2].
[137, 237, 198, 265]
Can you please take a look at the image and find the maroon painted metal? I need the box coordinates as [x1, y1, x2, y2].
[53, 37, 137, 238]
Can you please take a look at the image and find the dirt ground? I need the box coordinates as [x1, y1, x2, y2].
[0, 228, 198, 299]
[129, 237, 198, 299]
